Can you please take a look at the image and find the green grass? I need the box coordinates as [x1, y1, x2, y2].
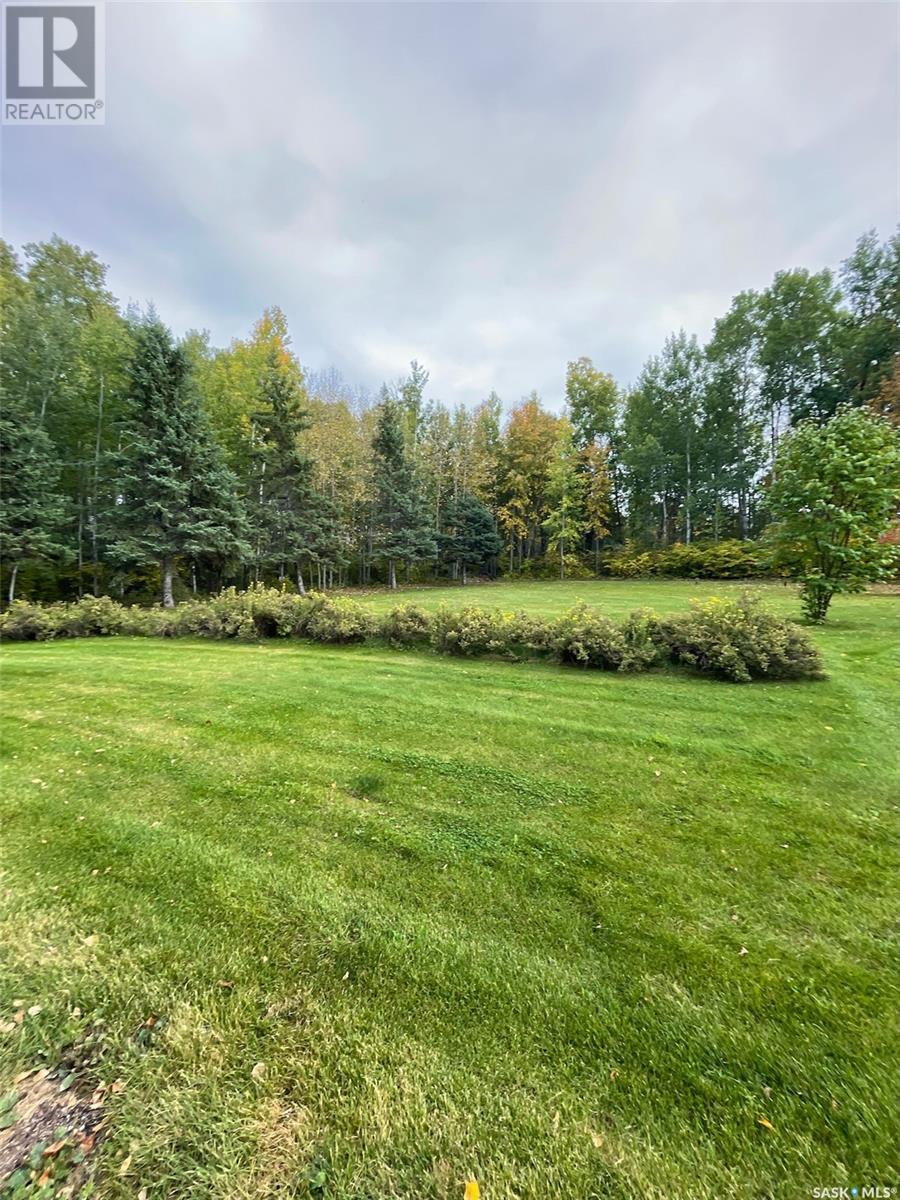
[1, 581, 897, 1198]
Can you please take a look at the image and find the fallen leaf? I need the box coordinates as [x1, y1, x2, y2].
[215, 980, 234, 989]
[118, 1154, 132, 1175]
[738, 946, 749, 956]
[251, 1062, 267, 1081]
[590, 1130, 604, 1148]
[27, 1005, 42, 1017]
[757, 1116, 774, 1131]
[44, 1139, 67, 1156]
[609, 1068, 619, 1081]
[464, 1181, 480, 1200]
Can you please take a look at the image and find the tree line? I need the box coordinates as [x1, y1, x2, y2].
[1, 229, 897, 605]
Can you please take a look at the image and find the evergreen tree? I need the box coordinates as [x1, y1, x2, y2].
[442, 491, 503, 583]
[248, 345, 317, 591]
[108, 319, 248, 606]
[0, 392, 69, 602]
[371, 394, 436, 588]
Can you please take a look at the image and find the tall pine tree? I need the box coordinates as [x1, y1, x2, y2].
[108, 319, 248, 606]
[248, 345, 317, 591]
[371, 394, 435, 588]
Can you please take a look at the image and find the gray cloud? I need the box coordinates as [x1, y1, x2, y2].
[2, 1, 897, 408]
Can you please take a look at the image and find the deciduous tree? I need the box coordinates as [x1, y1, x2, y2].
[765, 407, 900, 620]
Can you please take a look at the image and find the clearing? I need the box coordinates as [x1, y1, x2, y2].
[0, 581, 897, 1198]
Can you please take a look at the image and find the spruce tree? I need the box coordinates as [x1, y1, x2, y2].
[108, 319, 248, 606]
[248, 346, 317, 591]
[371, 394, 435, 588]
[442, 491, 502, 583]
[0, 393, 69, 602]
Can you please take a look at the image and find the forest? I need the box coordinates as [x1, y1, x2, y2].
[1, 228, 898, 605]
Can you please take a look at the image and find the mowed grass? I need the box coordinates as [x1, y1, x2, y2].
[0, 582, 897, 1199]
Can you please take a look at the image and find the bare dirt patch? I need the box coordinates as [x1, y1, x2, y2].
[0, 1071, 105, 1194]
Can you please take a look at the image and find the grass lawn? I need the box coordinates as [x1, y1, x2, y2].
[1, 581, 897, 1198]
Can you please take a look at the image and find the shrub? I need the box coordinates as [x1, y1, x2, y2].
[380, 603, 433, 648]
[551, 604, 638, 671]
[429, 606, 548, 658]
[606, 540, 761, 579]
[304, 596, 377, 643]
[58, 595, 129, 637]
[620, 609, 669, 670]
[606, 546, 655, 578]
[204, 584, 309, 639]
[662, 595, 823, 682]
[0, 599, 62, 641]
[0, 586, 824, 685]
[517, 553, 595, 581]
[0, 596, 142, 640]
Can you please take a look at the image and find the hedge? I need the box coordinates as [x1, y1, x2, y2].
[0, 585, 823, 683]
[605, 540, 763, 579]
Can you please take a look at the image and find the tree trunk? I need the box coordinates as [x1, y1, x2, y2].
[296, 565, 306, 596]
[685, 441, 692, 545]
[92, 373, 104, 596]
[8, 563, 18, 605]
[661, 489, 669, 546]
[559, 540, 565, 581]
[161, 557, 175, 608]
[191, 562, 198, 595]
[77, 499, 84, 598]
[461, 561, 467, 585]
[389, 559, 397, 590]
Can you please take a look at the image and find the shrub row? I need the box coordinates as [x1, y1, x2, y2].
[605, 540, 763, 579]
[0, 587, 823, 682]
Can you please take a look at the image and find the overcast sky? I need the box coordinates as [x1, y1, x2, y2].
[2, 1, 898, 408]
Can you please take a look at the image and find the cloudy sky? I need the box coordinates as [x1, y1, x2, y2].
[2, 1, 897, 407]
